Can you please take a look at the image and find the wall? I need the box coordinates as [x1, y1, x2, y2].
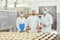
[57, 0, 60, 34]
[28, 1, 56, 13]
[57, 0, 60, 13]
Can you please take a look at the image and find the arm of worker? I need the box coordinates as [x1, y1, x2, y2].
[16, 18, 21, 32]
[37, 16, 43, 27]
[24, 19, 27, 31]
[36, 17, 42, 32]
[37, 17, 40, 26]
[40, 15, 44, 23]
[40, 15, 53, 27]
[26, 17, 31, 31]
[37, 17, 40, 27]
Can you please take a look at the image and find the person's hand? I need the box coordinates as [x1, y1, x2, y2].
[36, 26, 42, 30]
[36, 25, 42, 29]
[36, 26, 42, 32]
[26, 26, 31, 31]
[26, 26, 31, 30]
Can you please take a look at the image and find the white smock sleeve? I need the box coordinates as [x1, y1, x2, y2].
[16, 18, 20, 31]
[45, 15, 53, 26]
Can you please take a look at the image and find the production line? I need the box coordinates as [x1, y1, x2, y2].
[0, 32, 57, 40]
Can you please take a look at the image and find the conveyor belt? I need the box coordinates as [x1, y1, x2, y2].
[0, 32, 57, 40]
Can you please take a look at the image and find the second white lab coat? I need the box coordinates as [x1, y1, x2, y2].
[16, 17, 26, 31]
[27, 15, 40, 32]
[41, 13, 53, 33]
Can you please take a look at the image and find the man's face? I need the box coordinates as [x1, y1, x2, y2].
[32, 10, 36, 15]
[20, 14, 24, 17]
[20, 11, 24, 17]
[42, 8, 48, 15]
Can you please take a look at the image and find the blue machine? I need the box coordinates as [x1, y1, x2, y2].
[19, 24, 25, 32]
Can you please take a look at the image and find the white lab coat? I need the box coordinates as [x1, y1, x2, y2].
[41, 13, 53, 33]
[16, 17, 26, 31]
[27, 15, 40, 32]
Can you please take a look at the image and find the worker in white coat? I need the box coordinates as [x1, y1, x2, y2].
[41, 8, 53, 33]
[16, 11, 26, 32]
[26, 10, 41, 33]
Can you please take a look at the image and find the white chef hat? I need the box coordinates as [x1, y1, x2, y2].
[42, 7, 48, 12]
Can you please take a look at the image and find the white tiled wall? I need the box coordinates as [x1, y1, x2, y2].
[57, 0, 60, 13]
[57, 0, 60, 34]
[57, 13, 60, 34]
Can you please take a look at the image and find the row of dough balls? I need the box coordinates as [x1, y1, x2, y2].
[0, 32, 57, 40]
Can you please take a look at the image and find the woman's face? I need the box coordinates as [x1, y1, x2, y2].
[20, 14, 24, 17]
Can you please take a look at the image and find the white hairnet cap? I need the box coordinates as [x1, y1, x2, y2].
[42, 7, 48, 12]
[30, 10, 39, 14]
[18, 11, 24, 14]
